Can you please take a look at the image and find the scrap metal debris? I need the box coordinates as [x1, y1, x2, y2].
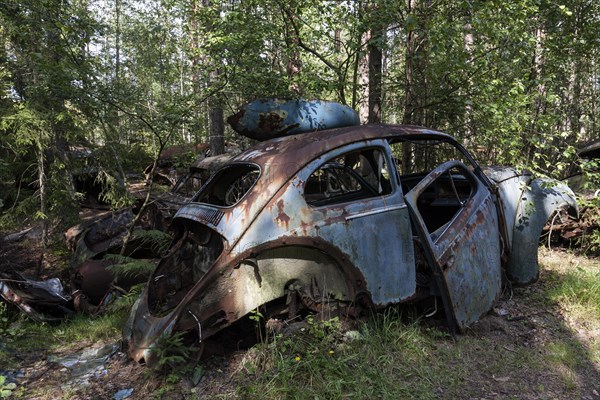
[47, 342, 119, 387]
[0, 269, 72, 323]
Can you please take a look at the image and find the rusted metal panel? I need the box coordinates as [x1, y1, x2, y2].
[405, 160, 502, 332]
[227, 99, 360, 141]
[507, 179, 578, 284]
[0, 271, 72, 323]
[235, 140, 416, 305]
[483, 167, 578, 285]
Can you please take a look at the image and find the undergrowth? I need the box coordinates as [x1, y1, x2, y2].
[233, 250, 600, 399]
[236, 310, 456, 399]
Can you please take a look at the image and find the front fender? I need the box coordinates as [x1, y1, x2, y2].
[508, 179, 578, 284]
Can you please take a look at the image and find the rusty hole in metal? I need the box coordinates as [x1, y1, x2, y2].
[148, 222, 223, 317]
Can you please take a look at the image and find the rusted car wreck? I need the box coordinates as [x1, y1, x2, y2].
[124, 124, 577, 365]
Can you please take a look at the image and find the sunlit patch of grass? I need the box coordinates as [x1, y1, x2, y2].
[539, 248, 600, 311]
[233, 250, 599, 399]
[10, 308, 129, 353]
[546, 341, 585, 390]
[546, 267, 600, 317]
[539, 248, 600, 365]
[236, 311, 461, 399]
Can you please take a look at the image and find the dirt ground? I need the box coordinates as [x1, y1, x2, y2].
[1, 232, 599, 399]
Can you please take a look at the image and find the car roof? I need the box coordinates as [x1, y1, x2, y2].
[231, 124, 456, 168]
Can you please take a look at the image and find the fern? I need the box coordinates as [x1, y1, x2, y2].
[132, 229, 173, 256]
[94, 169, 133, 209]
[108, 283, 146, 312]
[104, 254, 157, 280]
[152, 331, 198, 371]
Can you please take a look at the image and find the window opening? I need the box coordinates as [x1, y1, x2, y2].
[193, 164, 260, 207]
[305, 148, 392, 206]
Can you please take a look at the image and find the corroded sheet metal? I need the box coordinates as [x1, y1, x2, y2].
[124, 124, 555, 365]
[507, 179, 578, 284]
[229, 124, 459, 172]
[126, 135, 421, 364]
[235, 139, 416, 305]
[405, 160, 502, 332]
[227, 99, 360, 141]
[483, 166, 579, 285]
[0, 272, 71, 323]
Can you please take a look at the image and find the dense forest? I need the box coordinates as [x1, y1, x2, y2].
[1, 2, 599, 398]
[1, 0, 599, 233]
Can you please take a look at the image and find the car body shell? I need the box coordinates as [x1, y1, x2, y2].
[124, 124, 577, 366]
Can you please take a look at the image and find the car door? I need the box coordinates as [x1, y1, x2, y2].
[300, 141, 416, 305]
[404, 160, 502, 333]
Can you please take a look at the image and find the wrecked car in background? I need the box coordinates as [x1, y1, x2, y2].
[124, 124, 577, 366]
[66, 153, 236, 314]
[0, 269, 72, 323]
[145, 142, 240, 187]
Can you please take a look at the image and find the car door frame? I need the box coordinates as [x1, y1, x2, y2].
[403, 159, 503, 334]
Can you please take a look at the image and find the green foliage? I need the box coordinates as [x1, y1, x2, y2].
[135, 229, 173, 256]
[571, 196, 600, 254]
[105, 255, 157, 281]
[0, 303, 23, 342]
[0, 375, 17, 399]
[547, 266, 600, 316]
[106, 283, 146, 313]
[237, 312, 443, 399]
[2, 0, 598, 223]
[95, 169, 133, 209]
[152, 331, 198, 372]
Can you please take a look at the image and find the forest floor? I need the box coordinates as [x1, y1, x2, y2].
[0, 231, 599, 399]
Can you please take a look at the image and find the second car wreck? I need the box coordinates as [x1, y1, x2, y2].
[124, 124, 577, 366]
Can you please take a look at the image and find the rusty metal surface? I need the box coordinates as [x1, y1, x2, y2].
[507, 179, 578, 284]
[124, 123, 573, 366]
[126, 126, 489, 364]
[405, 160, 502, 332]
[0, 271, 72, 323]
[235, 139, 416, 305]
[483, 167, 579, 285]
[227, 99, 360, 141]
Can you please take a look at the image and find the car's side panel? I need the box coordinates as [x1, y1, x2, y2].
[313, 200, 416, 305]
[483, 167, 579, 285]
[507, 179, 578, 284]
[235, 140, 417, 305]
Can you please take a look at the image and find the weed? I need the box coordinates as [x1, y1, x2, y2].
[152, 331, 198, 372]
[0, 303, 27, 350]
[105, 256, 158, 281]
[0, 375, 17, 399]
[237, 312, 448, 399]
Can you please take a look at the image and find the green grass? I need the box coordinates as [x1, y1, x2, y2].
[232, 250, 600, 399]
[236, 311, 463, 399]
[1, 249, 598, 399]
[4, 307, 129, 353]
[546, 267, 600, 318]
[539, 248, 600, 366]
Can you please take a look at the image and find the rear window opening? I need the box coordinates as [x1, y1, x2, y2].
[193, 164, 260, 207]
[148, 222, 223, 317]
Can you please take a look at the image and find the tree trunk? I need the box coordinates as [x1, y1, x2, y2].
[36, 144, 47, 277]
[359, 31, 371, 123]
[368, 30, 383, 124]
[209, 90, 225, 156]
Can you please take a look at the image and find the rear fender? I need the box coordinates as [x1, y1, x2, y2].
[179, 246, 353, 334]
[127, 245, 354, 366]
